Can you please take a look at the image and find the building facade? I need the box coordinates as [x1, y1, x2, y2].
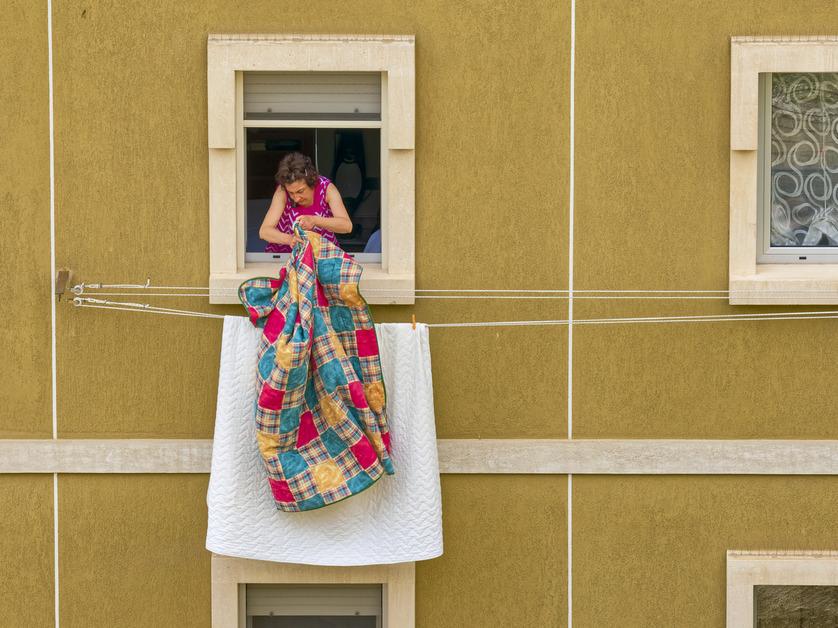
[2, 1, 838, 626]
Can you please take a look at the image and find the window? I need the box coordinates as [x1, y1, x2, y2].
[243, 72, 383, 263]
[207, 34, 415, 305]
[754, 585, 838, 625]
[729, 37, 838, 304]
[210, 555, 414, 628]
[245, 584, 382, 628]
[726, 550, 838, 626]
[757, 72, 838, 263]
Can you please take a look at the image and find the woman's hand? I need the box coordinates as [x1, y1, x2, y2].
[285, 232, 304, 247]
[297, 215, 319, 230]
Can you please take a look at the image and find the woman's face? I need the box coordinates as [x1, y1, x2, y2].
[285, 179, 314, 206]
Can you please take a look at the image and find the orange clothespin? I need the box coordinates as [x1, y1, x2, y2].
[411, 314, 416, 330]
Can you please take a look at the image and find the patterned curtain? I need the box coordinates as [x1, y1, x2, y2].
[771, 72, 838, 247]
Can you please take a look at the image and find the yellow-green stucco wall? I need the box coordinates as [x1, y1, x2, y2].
[2, 0, 838, 626]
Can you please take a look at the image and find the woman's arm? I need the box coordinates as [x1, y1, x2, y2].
[298, 183, 353, 234]
[259, 187, 301, 246]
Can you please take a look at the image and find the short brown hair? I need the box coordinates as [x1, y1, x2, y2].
[275, 152, 319, 188]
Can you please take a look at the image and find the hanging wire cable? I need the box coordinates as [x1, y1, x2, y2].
[72, 282, 838, 295]
[73, 298, 224, 319]
[72, 297, 838, 328]
[70, 279, 838, 299]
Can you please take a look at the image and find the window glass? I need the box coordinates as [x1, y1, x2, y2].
[754, 584, 838, 626]
[252, 618, 376, 628]
[245, 127, 382, 255]
[769, 72, 838, 248]
[246, 584, 382, 628]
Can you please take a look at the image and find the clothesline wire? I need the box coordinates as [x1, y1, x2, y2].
[75, 303, 225, 320]
[74, 292, 838, 300]
[72, 282, 838, 295]
[72, 298, 838, 328]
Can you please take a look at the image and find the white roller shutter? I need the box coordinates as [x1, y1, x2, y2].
[244, 72, 381, 120]
[245, 584, 382, 617]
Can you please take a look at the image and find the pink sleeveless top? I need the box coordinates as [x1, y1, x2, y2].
[265, 175, 340, 253]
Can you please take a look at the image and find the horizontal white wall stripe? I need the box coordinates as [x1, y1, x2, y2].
[1, 439, 838, 474]
[0, 439, 214, 473]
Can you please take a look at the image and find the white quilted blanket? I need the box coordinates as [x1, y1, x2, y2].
[206, 316, 443, 565]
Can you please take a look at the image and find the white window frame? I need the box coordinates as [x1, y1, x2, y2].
[726, 550, 838, 626]
[730, 36, 838, 303]
[211, 554, 415, 628]
[207, 34, 415, 305]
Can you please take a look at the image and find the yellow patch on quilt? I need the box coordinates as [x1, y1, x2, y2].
[364, 381, 385, 413]
[307, 231, 322, 259]
[328, 332, 346, 358]
[286, 268, 299, 301]
[320, 395, 345, 426]
[311, 460, 344, 492]
[274, 335, 293, 369]
[339, 283, 364, 306]
[368, 431, 384, 455]
[256, 430, 280, 460]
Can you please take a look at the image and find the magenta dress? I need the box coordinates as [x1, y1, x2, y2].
[265, 175, 340, 253]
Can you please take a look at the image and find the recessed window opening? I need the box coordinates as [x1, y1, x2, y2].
[243, 72, 383, 264]
[245, 583, 383, 628]
[758, 72, 838, 263]
[754, 585, 838, 626]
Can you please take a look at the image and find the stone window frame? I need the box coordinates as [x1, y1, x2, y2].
[211, 554, 415, 628]
[730, 36, 838, 304]
[211, 554, 416, 628]
[726, 549, 838, 626]
[207, 34, 415, 305]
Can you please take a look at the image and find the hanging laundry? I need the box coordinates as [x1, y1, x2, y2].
[238, 222, 394, 512]
[206, 316, 443, 565]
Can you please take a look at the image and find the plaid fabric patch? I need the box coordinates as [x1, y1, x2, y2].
[239, 222, 394, 512]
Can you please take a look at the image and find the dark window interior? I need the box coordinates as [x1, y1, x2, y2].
[246, 128, 381, 254]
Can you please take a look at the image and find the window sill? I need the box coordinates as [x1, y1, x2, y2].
[730, 265, 838, 304]
[210, 263, 415, 305]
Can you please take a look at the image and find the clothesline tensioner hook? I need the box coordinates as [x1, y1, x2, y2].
[71, 278, 152, 296]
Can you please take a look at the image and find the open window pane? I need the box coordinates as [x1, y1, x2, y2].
[244, 72, 381, 121]
[768, 72, 838, 249]
[245, 128, 382, 257]
[246, 584, 382, 628]
[754, 585, 838, 627]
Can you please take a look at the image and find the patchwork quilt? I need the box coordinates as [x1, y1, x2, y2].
[238, 223, 394, 512]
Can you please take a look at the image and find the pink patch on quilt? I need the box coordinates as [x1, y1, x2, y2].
[296, 411, 318, 447]
[268, 478, 295, 503]
[248, 307, 259, 325]
[258, 385, 285, 410]
[350, 437, 378, 469]
[347, 381, 368, 408]
[316, 281, 329, 307]
[355, 329, 379, 357]
[382, 431, 391, 453]
[302, 247, 314, 270]
[264, 309, 285, 343]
